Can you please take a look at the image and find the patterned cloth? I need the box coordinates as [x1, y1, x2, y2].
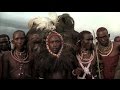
[101, 54, 119, 79]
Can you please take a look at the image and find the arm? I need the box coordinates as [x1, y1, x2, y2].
[114, 55, 120, 79]
[2, 53, 9, 79]
[0, 54, 2, 79]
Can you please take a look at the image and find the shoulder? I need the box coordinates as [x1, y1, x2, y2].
[0, 51, 11, 62]
[2, 51, 11, 56]
[113, 41, 120, 49]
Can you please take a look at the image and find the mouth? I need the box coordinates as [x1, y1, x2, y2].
[17, 44, 23, 46]
[52, 48, 59, 53]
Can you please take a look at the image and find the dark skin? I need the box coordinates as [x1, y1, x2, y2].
[73, 33, 96, 78]
[81, 33, 93, 51]
[2, 31, 34, 79]
[12, 32, 26, 52]
[0, 37, 10, 51]
[96, 29, 120, 79]
[34, 33, 77, 79]
[0, 54, 2, 79]
[114, 36, 120, 42]
[48, 35, 62, 54]
[96, 30, 120, 57]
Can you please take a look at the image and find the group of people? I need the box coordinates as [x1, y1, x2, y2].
[0, 13, 120, 79]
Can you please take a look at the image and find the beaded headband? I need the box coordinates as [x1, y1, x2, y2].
[46, 31, 64, 58]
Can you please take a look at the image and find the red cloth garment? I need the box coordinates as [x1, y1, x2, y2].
[101, 54, 119, 79]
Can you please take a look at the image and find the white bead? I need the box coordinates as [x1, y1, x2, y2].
[84, 67, 90, 74]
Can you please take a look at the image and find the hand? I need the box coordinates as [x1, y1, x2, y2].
[73, 67, 83, 76]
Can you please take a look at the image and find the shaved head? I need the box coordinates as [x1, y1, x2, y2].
[96, 27, 108, 36]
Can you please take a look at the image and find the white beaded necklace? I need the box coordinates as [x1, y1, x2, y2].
[97, 42, 113, 57]
[76, 51, 95, 79]
[46, 31, 64, 58]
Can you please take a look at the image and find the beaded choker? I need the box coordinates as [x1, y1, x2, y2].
[11, 50, 29, 63]
[97, 41, 113, 56]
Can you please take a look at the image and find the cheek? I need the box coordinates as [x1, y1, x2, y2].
[22, 39, 25, 43]
[57, 42, 61, 45]
[82, 41, 87, 45]
[48, 43, 52, 48]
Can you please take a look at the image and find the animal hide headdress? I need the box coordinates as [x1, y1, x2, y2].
[56, 13, 75, 32]
[28, 16, 57, 31]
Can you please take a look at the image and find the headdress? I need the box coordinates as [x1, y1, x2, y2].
[46, 31, 64, 58]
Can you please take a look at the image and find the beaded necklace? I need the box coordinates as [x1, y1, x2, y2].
[46, 31, 64, 58]
[76, 51, 95, 79]
[97, 41, 113, 56]
[11, 50, 29, 63]
[15, 50, 25, 56]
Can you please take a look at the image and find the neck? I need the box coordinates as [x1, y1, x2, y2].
[15, 48, 25, 52]
[80, 48, 91, 55]
[81, 47, 90, 52]
[100, 41, 111, 47]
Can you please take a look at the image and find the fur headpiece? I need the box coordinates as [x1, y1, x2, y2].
[28, 16, 57, 31]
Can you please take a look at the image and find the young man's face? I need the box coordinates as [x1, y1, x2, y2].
[13, 32, 26, 50]
[82, 33, 93, 50]
[0, 37, 10, 51]
[48, 35, 62, 54]
[114, 36, 120, 42]
[97, 30, 110, 46]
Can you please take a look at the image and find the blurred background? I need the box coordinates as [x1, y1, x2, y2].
[0, 12, 120, 40]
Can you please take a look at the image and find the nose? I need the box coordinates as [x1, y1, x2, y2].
[18, 39, 24, 44]
[18, 39, 22, 43]
[53, 42, 57, 47]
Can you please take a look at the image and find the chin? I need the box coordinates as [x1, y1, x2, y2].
[52, 51, 58, 54]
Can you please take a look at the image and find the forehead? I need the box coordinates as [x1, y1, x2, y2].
[83, 33, 93, 39]
[49, 35, 61, 41]
[14, 32, 25, 38]
[0, 37, 8, 41]
[97, 30, 108, 37]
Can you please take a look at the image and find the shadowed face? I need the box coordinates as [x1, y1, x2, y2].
[114, 36, 120, 42]
[97, 30, 110, 46]
[48, 35, 62, 54]
[12, 32, 26, 50]
[0, 37, 10, 51]
[81, 33, 93, 50]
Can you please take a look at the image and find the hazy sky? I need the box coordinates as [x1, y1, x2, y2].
[0, 12, 120, 40]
